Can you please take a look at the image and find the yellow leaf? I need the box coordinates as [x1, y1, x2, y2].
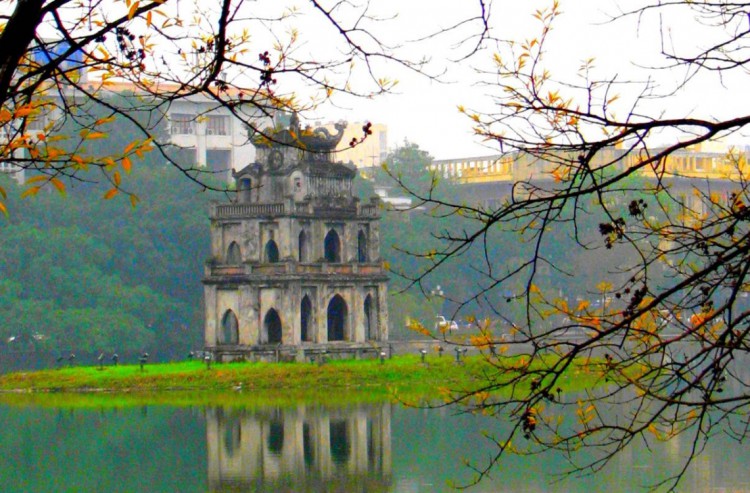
[146, 10, 152, 26]
[129, 194, 140, 208]
[596, 281, 613, 292]
[0, 185, 6, 200]
[103, 157, 116, 170]
[103, 188, 118, 200]
[128, 1, 140, 20]
[0, 201, 7, 217]
[25, 175, 49, 185]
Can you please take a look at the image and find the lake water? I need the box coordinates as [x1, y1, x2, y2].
[0, 396, 748, 492]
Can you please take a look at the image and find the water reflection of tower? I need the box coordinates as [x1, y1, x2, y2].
[206, 403, 392, 492]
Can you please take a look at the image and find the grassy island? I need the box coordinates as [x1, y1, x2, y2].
[0, 354, 603, 408]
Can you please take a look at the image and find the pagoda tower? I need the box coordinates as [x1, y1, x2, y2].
[203, 116, 389, 361]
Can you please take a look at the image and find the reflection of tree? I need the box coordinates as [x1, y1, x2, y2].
[206, 403, 392, 492]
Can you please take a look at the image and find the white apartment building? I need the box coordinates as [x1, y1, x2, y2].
[166, 96, 259, 182]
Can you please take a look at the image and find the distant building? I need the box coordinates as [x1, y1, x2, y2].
[431, 142, 749, 184]
[203, 115, 389, 362]
[12, 69, 387, 184]
[165, 92, 259, 182]
[431, 142, 749, 215]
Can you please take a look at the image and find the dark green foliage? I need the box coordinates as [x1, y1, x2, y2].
[0, 166, 215, 355]
[0, 106, 221, 355]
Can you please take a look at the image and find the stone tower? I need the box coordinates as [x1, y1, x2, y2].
[203, 117, 389, 361]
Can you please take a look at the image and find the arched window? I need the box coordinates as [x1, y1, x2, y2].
[265, 240, 280, 263]
[298, 230, 309, 262]
[301, 296, 312, 342]
[364, 294, 374, 340]
[357, 230, 368, 263]
[263, 309, 283, 344]
[226, 241, 242, 264]
[219, 310, 239, 345]
[324, 229, 341, 263]
[327, 294, 348, 341]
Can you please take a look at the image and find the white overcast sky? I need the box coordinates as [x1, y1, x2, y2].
[291, 0, 750, 160]
[61, 0, 746, 160]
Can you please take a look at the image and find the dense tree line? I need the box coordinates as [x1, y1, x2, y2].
[0, 95, 223, 358]
[0, 161, 216, 357]
[0, 129, 643, 354]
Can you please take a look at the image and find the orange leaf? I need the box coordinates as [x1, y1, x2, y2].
[129, 194, 140, 208]
[0, 201, 7, 217]
[122, 156, 132, 173]
[123, 140, 138, 154]
[14, 105, 34, 118]
[128, 1, 140, 20]
[103, 188, 118, 200]
[113, 170, 121, 186]
[95, 116, 116, 125]
[83, 131, 107, 140]
[21, 186, 41, 198]
[51, 177, 66, 195]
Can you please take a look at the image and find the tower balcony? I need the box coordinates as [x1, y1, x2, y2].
[209, 198, 380, 220]
[205, 260, 387, 279]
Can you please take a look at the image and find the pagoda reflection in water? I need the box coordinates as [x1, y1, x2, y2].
[206, 403, 392, 492]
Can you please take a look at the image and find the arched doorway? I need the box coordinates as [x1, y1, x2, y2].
[301, 296, 312, 342]
[265, 240, 280, 263]
[364, 294, 374, 340]
[324, 229, 341, 263]
[357, 230, 368, 262]
[298, 230, 309, 262]
[263, 309, 283, 344]
[327, 295, 348, 341]
[227, 241, 242, 264]
[219, 310, 239, 345]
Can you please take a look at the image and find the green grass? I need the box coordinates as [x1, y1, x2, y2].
[0, 354, 606, 408]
